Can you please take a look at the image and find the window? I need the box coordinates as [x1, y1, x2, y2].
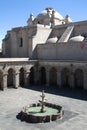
[19, 38, 23, 47]
[38, 21, 40, 24]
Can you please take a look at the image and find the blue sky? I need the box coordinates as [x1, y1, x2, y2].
[0, 0, 87, 48]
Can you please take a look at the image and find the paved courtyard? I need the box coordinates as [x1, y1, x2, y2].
[0, 86, 87, 130]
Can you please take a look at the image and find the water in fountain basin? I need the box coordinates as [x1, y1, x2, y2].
[26, 106, 59, 116]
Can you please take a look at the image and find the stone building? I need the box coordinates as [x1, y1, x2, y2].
[1, 7, 87, 90]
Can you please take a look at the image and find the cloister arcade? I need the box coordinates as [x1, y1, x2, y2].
[0, 61, 87, 90]
[37, 66, 85, 89]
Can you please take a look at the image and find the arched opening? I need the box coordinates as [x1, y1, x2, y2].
[38, 21, 40, 24]
[0, 71, 3, 90]
[19, 68, 25, 87]
[7, 68, 14, 88]
[29, 67, 35, 85]
[61, 68, 70, 88]
[40, 67, 46, 85]
[49, 67, 57, 86]
[74, 69, 84, 89]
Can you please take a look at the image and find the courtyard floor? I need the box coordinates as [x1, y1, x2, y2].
[0, 86, 87, 130]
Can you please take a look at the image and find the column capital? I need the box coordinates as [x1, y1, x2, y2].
[3, 72, 8, 76]
[25, 70, 30, 74]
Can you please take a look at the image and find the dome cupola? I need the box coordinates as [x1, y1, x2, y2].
[35, 7, 64, 26]
[69, 35, 84, 42]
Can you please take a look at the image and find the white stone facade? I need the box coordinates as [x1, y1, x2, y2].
[1, 8, 87, 90]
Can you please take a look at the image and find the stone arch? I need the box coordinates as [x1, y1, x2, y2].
[40, 67, 46, 85]
[74, 69, 84, 89]
[61, 68, 70, 88]
[19, 67, 25, 87]
[38, 21, 40, 24]
[49, 67, 57, 86]
[0, 70, 3, 90]
[7, 68, 15, 88]
[29, 67, 35, 85]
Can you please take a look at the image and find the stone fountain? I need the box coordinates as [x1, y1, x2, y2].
[18, 90, 64, 123]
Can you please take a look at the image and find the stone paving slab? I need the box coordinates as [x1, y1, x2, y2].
[0, 87, 87, 130]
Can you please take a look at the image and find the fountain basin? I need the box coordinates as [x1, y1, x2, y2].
[19, 102, 64, 123]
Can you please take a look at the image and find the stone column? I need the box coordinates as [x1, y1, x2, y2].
[2, 72, 7, 90]
[34, 68, 39, 85]
[69, 72, 74, 88]
[46, 68, 50, 86]
[84, 71, 87, 90]
[14, 70, 19, 89]
[24, 70, 30, 87]
[57, 69, 61, 88]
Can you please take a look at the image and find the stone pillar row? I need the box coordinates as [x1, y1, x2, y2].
[39, 67, 87, 90]
[1, 67, 87, 90]
[1, 70, 31, 90]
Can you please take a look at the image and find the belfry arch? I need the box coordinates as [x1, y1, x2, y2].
[74, 69, 84, 89]
[49, 67, 57, 86]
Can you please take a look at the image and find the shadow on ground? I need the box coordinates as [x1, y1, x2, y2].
[16, 109, 78, 126]
[25, 85, 87, 101]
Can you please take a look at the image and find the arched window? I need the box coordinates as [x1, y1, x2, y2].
[19, 37, 23, 47]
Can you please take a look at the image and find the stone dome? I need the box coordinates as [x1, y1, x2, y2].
[69, 35, 84, 42]
[36, 8, 63, 20]
[36, 10, 48, 19]
[46, 37, 58, 43]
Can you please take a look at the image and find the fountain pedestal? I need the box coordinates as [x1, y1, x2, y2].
[40, 90, 46, 113]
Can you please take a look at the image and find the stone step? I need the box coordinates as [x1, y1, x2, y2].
[58, 25, 74, 43]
